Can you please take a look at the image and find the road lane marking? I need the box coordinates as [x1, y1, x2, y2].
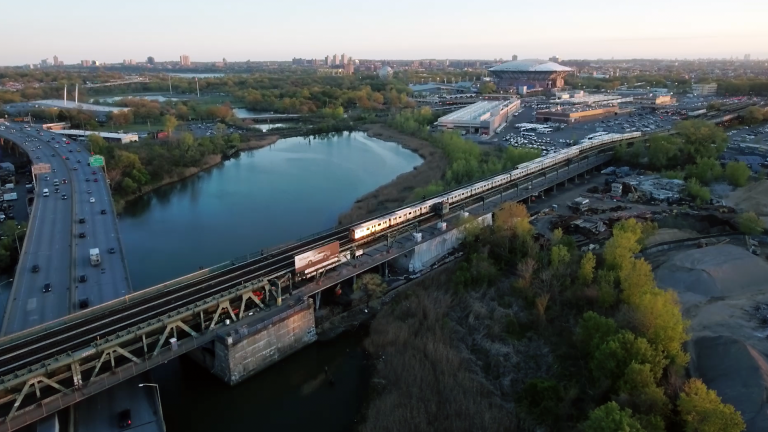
[26, 298, 37, 311]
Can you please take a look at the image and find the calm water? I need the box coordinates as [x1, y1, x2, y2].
[119, 131, 422, 290]
[233, 108, 300, 119]
[251, 123, 286, 131]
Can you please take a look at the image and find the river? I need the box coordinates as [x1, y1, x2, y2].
[116, 131, 421, 431]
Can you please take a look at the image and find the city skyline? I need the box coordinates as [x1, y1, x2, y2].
[1, 0, 767, 65]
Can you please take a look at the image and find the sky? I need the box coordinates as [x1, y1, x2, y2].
[3, 0, 767, 65]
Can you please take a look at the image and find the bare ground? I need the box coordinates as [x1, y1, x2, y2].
[336, 124, 448, 226]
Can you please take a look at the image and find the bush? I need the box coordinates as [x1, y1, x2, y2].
[678, 378, 746, 432]
[516, 379, 564, 427]
[580, 402, 645, 432]
[737, 212, 764, 235]
[686, 178, 711, 204]
[724, 161, 751, 187]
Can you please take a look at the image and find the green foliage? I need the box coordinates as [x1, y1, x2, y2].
[724, 161, 751, 187]
[686, 178, 711, 204]
[647, 135, 681, 170]
[604, 219, 644, 272]
[0, 221, 27, 273]
[411, 181, 444, 200]
[743, 106, 766, 125]
[685, 158, 723, 185]
[550, 244, 570, 269]
[678, 378, 746, 432]
[479, 82, 497, 94]
[580, 402, 646, 432]
[618, 363, 672, 419]
[736, 212, 765, 235]
[579, 252, 596, 285]
[354, 273, 388, 306]
[596, 269, 618, 308]
[661, 170, 685, 180]
[591, 330, 668, 385]
[516, 379, 564, 427]
[453, 253, 498, 293]
[576, 311, 618, 355]
[673, 120, 728, 163]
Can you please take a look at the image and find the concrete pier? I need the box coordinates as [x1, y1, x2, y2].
[212, 300, 317, 385]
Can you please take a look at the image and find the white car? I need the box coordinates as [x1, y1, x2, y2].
[89, 197, 95, 203]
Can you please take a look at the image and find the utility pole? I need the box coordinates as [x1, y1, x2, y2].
[168, 75, 172, 95]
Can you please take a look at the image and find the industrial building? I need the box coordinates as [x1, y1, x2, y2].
[535, 106, 620, 124]
[52, 130, 139, 144]
[409, 82, 476, 97]
[436, 99, 520, 135]
[691, 83, 718, 95]
[488, 59, 572, 94]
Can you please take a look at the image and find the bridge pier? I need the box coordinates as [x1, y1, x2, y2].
[210, 300, 317, 386]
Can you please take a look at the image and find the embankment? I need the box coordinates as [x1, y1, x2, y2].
[115, 135, 280, 211]
[337, 124, 447, 226]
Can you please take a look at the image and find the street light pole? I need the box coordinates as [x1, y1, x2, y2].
[138, 383, 166, 432]
[14, 229, 27, 255]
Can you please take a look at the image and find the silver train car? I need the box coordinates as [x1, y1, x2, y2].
[349, 131, 643, 241]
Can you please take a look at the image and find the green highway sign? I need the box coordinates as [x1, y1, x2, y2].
[89, 156, 105, 167]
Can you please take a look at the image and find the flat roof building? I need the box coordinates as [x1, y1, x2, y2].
[535, 106, 619, 124]
[691, 83, 718, 96]
[436, 99, 520, 135]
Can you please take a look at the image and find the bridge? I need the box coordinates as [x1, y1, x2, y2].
[0, 123, 153, 430]
[0, 106, 756, 430]
[82, 78, 149, 88]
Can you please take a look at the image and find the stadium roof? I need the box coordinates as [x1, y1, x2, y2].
[489, 59, 572, 73]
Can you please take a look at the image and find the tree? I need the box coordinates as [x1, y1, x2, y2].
[618, 363, 671, 418]
[353, 273, 387, 308]
[576, 311, 618, 355]
[479, 82, 496, 94]
[603, 220, 644, 272]
[494, 202, 533, 239]
[647, 135, 681, 170]
[163, 115, 178, 137]
[552, 228, 564, 244]
[743, 106, 765, 125]
[579, 252, 596, 285]
[550, 245, 570, 269]
[686, 158, 723, 185]
[737, 212, 764, 235]
[724, 162, 751, 187]
[87, 134, 109, 156]
[580, 402, 646, 432]
[120, 177, 137, 194]
[678, 378, 745, 432]
[591, 330, 667, 384]
[214, 123, 227, 136]
[686, 178, 711, 204]
[596, 269, 618, 308]
[674, 120, 728, 163]
[517, 379, 564, 427]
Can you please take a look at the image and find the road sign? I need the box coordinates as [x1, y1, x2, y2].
[32, 164, 51, 175]
[89, 156, 104, 167]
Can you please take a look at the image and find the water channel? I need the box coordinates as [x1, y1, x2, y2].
[117, 132, 422, 431]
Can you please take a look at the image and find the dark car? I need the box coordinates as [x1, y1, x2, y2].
[64, 156, 69, 160]
[108, 247, 116, 254]
[43, 283, 51, 293]
[31, 264, 40, 273]
[78, 232, 86, 238]
[93, 178, 98, 182]
[118, 409, 131, 428]
[77, 159, 81, 163]
[92, 171, 97, 175]
[50, 153, 55, 156]
[61, 194, 67, 200]
[73, 166, 78, 170]
[79, 217, 86, 224]
[62, 178, 67, 184]
[85, 178, 91, 182]
[79, 297, 90, 309]
[101, 209, 107, 214]
[68, 149, 73, 152]
[78, 274, 87, 283]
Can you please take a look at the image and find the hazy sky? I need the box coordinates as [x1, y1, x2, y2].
[4, 0, 767, 65]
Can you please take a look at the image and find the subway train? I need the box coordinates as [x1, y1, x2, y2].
[349, 132, 643, 241]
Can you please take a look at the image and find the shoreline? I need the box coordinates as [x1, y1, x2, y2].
[336, 124, 447, 226]
[115, 134, 280, 211]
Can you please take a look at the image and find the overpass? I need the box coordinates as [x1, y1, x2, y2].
[0, 123, 149, 430]
[0, 110, 748, 430]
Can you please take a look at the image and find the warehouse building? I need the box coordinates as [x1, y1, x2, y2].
[691, 83, 718, 96]
[436, 99, 520, 136]
[52, 130, 139, 144]
[535, 106, 619, 124]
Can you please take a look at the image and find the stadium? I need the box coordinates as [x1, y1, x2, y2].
[489, 59, 572, 94]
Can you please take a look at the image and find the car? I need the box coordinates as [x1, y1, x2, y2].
[73, 166, 78, 170]
[77, 159, 81, 163]
[61, 194, 68, 200]
[79, 217, 86, 224]
[101, 209, 107, 214]
[118, 409, 132, 428]
[92, 171, 97, 175]
[78, 232, 86, 238]
[65, 140, 70, 144]
[54, 145, 58, 148]
[87, 189, 92, 194]
[77, 148, 81, 152]
[93, 178, 98, 182]
[86, 178, 91, 182]
[50, 153, 55, 156]
[65, 156, 70, 160]
[35, 156, 40, 159]
[89, 197, 95, 203]
[108, 247, 116, 254]
[54, 188, 60, 194]
[31, 264, 40, 273]
[62, 179, 67, 184]
[78, 274, 87, 283]
[79, 297, 90, 309]
[43, 283, 51, 293]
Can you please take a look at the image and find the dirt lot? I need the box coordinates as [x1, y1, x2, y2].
[336, 124, 448, 226]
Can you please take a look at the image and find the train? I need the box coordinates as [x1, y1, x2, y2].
[349, 131, 643, 241]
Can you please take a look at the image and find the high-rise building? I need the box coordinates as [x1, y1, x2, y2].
[745, 54, 751, 61]
[123, 59, 136, 65]
[53, 55, 59, 66]
[40, 58, 49, 67]
[332, 54, 339, 65]
[341, 53, 348, 65]
[549, 55, 561, 63]
[324, 55, 330, 66]
[180, 54, 191, 66]
[147, 56, 155, 65]
[511, 54, 518, 61]
[81, 60, 90, 67]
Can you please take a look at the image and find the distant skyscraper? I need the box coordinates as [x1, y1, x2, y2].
[745, 54, 751, 61]
[81, 60, 89, 67]
[549, 55, 561, 63]
[341, 53, 348, 65]
[147, 56, 155, 65]
[324, 55, 330, 66]
[40, 58, 49, 67]
[511, 54, 518, 61]
[332, 54, 339, 65]
[123, 59, 136, 65]
[53, 55, 59, 66]
[180, 54, 191, 66]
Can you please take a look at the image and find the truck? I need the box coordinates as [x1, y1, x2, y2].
[2, 193, 17, 201]
[569, 197, 590, 213]
[89, 248, 101, 266]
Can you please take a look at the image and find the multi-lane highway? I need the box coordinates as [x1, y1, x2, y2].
[0, 123, 131, 335]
